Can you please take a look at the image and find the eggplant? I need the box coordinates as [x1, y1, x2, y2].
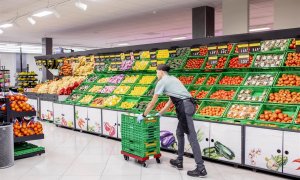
[214, 141, 235, 160]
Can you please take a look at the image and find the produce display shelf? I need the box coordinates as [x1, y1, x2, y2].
[14, 149, 45, 160]
[14, 134, 44, 143]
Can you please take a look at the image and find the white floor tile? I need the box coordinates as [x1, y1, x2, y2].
[60, 176, 101, 180]
[100, 175, 140, 180]
[64, 163, 106, 176]
[141, 174, 182, 180]
[20, 175, 60, 180]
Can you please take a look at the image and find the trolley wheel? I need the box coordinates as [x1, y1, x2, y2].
[156, 158, 161, 164]
[143, 163, 147, 168]
[123, 155, 129, 161]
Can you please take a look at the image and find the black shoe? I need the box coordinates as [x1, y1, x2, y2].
[187, 167, 207, 177]
[170, 159, 183, 170]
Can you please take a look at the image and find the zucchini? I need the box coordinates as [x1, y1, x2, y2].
[203, 147, 216, 156]
[214, 141, 235, 160]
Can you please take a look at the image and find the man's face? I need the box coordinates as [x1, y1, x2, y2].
[156, 70, 163, 80]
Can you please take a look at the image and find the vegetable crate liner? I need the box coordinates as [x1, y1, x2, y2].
[195, 100, 230, 121]
[255, 104, 298, 125]
[234, 86, 270, 102]
[222, 102, 262, 122]
[267, 87, 300, 105]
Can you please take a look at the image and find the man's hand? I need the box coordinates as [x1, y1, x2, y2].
[137, 114, 144, 123]
[155, 112, 161, 117]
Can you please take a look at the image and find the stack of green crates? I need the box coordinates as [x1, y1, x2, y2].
[121, 114, 160, 158]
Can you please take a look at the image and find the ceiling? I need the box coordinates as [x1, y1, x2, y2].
[0, 0, 273, 52]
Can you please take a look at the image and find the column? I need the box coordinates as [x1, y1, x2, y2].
[274, 0, 300, 30]
[192, 6, 215, 38]
[222, 0, 249, 35]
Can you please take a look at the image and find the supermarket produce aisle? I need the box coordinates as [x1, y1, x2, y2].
[0, 122, 288, 180]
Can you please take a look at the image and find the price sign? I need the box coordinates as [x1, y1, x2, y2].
[296, 38, 300, 53]
[191, 48, 200, 56]
[109, 55, 116, 62]
[238, 43, 249, 54]
[134, 53, 140, 60]
[208, 56, 218, 65]
[42, 60, 47, 66]
[151, 60, 157, 67]
[116, 63, 121, 69]
[169, 50, 177, 58]
[86, 57, 91, 63]
[150, 51, 157, 60]
[249, 42, 261, 53]
[115, 55, 122, 62]
[208, 46, 218, 56]
[99, 56, 105, 62]
[218, 44, 228, 54]
[238, 54, 250, 64]
[124, 53, 131, 60]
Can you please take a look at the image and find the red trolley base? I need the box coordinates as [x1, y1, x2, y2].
[121, 151, 161, 167]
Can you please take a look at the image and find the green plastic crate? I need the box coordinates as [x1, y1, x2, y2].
[166, 58, 187, 71]
[97, 75, 113, 84]
[132, 60, 150, 71]
[117, 96, 140, 110]
[251, 51, 287, 70]
[138, 75, 157, 85]
[225, 54, 256, 71]
[274, 71, 300, 87]
[65, 92, 84, 103]
[113, 84, 132, 95]
[84, 74, 100, 83]
[203, 73, 221, 85]
[154, 98, 175, 115]
[122, 146, 160, 158]
[215, 72, 247, 86]
[77, 94, 96, 106]
[203, 55, 230, 71]
[243, 72, 278, 87]
[183, 57, 207, 71]
[188, 85, 201, 98]
[255, 103, 298, 125]
[194, 100, 230, 121]
[234, 86, 270, 102]
[206, 86, 239, 101]
[267, 87, 300, 105]
[121, 74, 141, 84]
[222, 102, 262, 122]
[129, 85, 151, 96]
[281, 50, 300, 70]
[193, 74, 209, 85]
[177, 73, 198, 85]
[194, 86, 211, 100]
[135, 97, 152, 112]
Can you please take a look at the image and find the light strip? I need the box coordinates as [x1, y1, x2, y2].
[117, 43, 129, 46]
[27, 17, 36, 25]
[32, 10, 53, 17]
[249, 27, 270, 32]
[75, 1, 88, 11]
[0, 23, 13, 29]
[0, 29, 3, 34]
[171, 36, 187, 41]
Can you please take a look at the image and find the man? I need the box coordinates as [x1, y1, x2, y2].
[137, 64, 207, 177]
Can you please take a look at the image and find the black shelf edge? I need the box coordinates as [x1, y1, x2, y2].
[14, 134, 44, 143]
[14, 149, 45, 160]
[8, 111, 37, 118]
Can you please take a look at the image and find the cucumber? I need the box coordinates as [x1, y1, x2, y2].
[203, 147, 216, 156]
[214, 141, 235, 160]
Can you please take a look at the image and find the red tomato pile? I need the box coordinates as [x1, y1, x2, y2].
[206, 76, 218, 85]
[227, 43, 233, 53]
[190, 90, 197, 97]
[209, 90, 236, 100]
[218, 75, 244, 85]
[199, 47, 208, 56]
[195, 76, 206, 85]
[285, 52, 300, 67]
[155, 101, 174, 112]
[215, 57, 227, 69]
[196, 90, 209, 99]
[228, 56, 253, 68]
[199, 106, 225, 117]
[185, 58, 205, 69]
[276, 74, 300, 86]
[289, 39, 296, 49]
[259, 109, 293, 123]
[178, 76, 194, 85]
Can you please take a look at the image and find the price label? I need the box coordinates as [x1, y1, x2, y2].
[42, 60, 47, 65]
[191, 48, 200, 56]
[86, 58, 91, 63]
[110, 64, 117, 69]
[208, 46, 218, 56]
[151, 61, 157, 67]
[115, 56, 122, 62]
[296, 38, 300, 53]
[249, 42, 261, 53]
[116, 63, 121, 69]
[208, 56, 218, 65]
[125, 53, 131, 60]
[238, 54, 250, 64]
[150, 52, 157, 60]
[238, 43, 249, 54]
[134, 53, 140, 60]
[218, 45, 228, 54]
[169, 50, 177, 58]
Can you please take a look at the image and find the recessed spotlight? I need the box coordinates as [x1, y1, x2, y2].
[75, 1, 88, 11]
[171, 37, 187, 41]
[27, 17, 36, 25]
[0, 23, 13, 29]
[33, 10, 54, 17]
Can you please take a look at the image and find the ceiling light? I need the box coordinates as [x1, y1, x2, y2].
[0, 23, 13, 29]
[0, 29, 3, 34]
[171, 36, 187, 41]
[75, 1, 88, 11]
[27, 17, 36, 25]
[33, 10, 53, 17]
[249, 27, 270, 32]
[117, 43, 129, 46]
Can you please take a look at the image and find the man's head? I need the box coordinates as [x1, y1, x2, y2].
[156, 64, 171, 80]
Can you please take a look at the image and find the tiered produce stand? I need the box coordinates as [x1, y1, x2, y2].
[31, 28, 300, 178]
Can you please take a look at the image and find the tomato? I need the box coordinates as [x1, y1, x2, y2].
[206, 76, 217, 85]
[276, 74, 300, 86]
[199, 47, 208, 56]
[196, 90, 208, 99]
[198, 106, 225, 117]
[218, 75, 244, 85]
[185, 58, 205, 69]
[209, 90, 235, 100]
[228, 56, 253, 68]
[195, 76, 206, 85]
[285, 52, 300, 67]
[178, 76, 194, 85]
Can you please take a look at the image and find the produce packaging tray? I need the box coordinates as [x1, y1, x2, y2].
[260, 39, 292, 53]
[243, 72, 278, 87]
[195, 100, 230, 121]
[267, 87, 300, 105]
[222, 102, 262, 122]
[215, 72, 247, 86]
[255, 103, 298, 125]
[206, 86, 239, 101]
[234, 86, 270, 102]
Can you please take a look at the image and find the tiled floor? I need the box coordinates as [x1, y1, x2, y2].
[0, 122, 290, 180]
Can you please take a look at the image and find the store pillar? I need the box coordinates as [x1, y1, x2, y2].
[42, 38, 53, 55]
[222, 0, 249, 35]
[192, 6, 215, 38]
[274, 0, 300, 30]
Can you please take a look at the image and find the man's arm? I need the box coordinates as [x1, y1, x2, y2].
[143, 94, 159, 116]
[158, 98, 173, 115]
